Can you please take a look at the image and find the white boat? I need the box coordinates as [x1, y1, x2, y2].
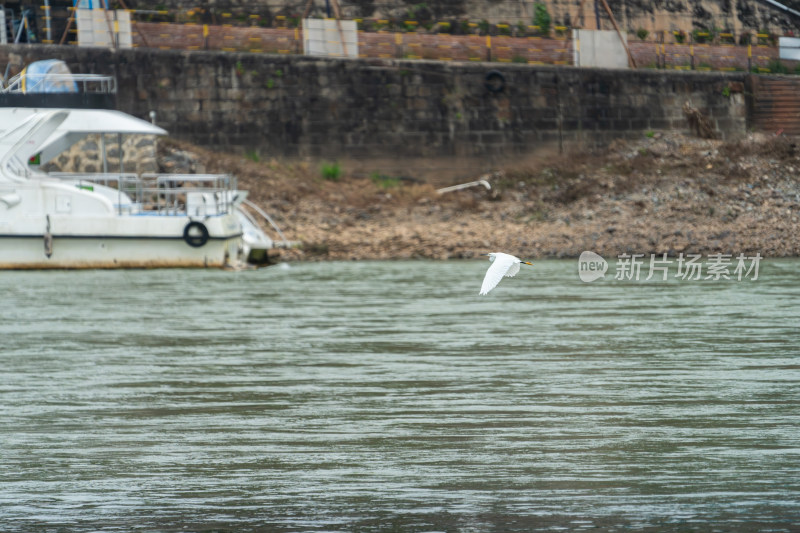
[0, 61, 284, 269]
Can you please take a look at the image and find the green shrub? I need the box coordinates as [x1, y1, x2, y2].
[321, 162, 342, 181]
[533, 3, 551, 35]
[370, 173, 401, 189]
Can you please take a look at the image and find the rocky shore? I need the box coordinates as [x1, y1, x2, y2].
[160, 132, 800, 261]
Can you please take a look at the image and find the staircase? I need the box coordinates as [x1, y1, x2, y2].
[751, 77, 800, 136]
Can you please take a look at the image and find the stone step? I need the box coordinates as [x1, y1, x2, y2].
[752, 100, 800, 105]
[753, 111, 800, 115]
[758, 93, 800, 98]
[755, 119, 800, 124]
[756, 126, 800, 131]
[752, 108, 800, 113]
[756, 87, 800, 91]
[757, 94, 800, 99]
[753, 110, 800, 116]
[753, 116, 800, 119]
[753, 118, 800, 123]
[752, 79, 800, 136]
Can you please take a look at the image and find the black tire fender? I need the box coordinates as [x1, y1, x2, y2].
[183, 221, 209, 248]
[484, 70, 506, 93]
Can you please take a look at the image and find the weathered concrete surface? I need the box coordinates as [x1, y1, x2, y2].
[115, 0, 800, 36]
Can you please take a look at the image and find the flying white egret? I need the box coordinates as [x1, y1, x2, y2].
[479, 252, 533, 295]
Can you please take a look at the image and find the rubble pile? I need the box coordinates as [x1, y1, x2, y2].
[160, 132, 800, 261]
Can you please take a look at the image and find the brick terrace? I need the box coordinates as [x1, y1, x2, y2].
[130, 22, 781, 72]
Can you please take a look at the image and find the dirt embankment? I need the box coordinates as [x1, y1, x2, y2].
[160, 132, 800, 261]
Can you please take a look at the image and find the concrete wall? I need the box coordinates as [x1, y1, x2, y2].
[0, 45, 747, 179]
[574, 29, 629, 69]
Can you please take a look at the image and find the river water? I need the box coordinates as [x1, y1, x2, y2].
[1, 259, 799, 532]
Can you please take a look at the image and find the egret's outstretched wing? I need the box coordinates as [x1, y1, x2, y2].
[479, 254, 515, 295]
[505, 261, 521, 278]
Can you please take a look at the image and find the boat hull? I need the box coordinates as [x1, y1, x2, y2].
[0, 213, 245, 269]
[0, 107, 278, 270]
[0, 234, 243, 269]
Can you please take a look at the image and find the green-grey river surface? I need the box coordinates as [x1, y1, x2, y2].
[1, 259, 799, 532]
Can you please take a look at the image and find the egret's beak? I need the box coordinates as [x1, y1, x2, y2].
[522, 261, 533, 266]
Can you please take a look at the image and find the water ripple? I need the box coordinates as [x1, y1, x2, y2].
[1, 260, 799, 531]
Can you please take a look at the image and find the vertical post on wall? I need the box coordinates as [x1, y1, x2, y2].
[101, 134, 108, 174]
[486, 34, 492, 61]
[118, 133, 123, 175]
[395, 31, 402, 58]
[0, 9, 6, 45]
[656, 32, 661, 68]
[43, 0, 53, 43]
[593, 0, 601, 30]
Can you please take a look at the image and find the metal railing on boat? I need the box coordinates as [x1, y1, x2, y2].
[0, 73, 117, 94]
[48, 172, 238, 216]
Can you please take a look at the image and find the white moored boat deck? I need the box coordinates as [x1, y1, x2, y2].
[0, 61, 286, 269]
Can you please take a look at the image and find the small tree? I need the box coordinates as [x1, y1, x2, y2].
[533, 3, 551, 36]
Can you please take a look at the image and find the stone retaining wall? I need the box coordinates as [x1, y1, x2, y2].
[1, 45, 748, 179]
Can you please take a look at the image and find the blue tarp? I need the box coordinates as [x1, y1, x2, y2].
[21, 60, 78, 93]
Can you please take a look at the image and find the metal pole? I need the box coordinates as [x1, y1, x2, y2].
[14, 14, 26, 43]
[593, 0, 600, 30]
[101, 134, 108, 174]
[44, 0, 52, 43]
